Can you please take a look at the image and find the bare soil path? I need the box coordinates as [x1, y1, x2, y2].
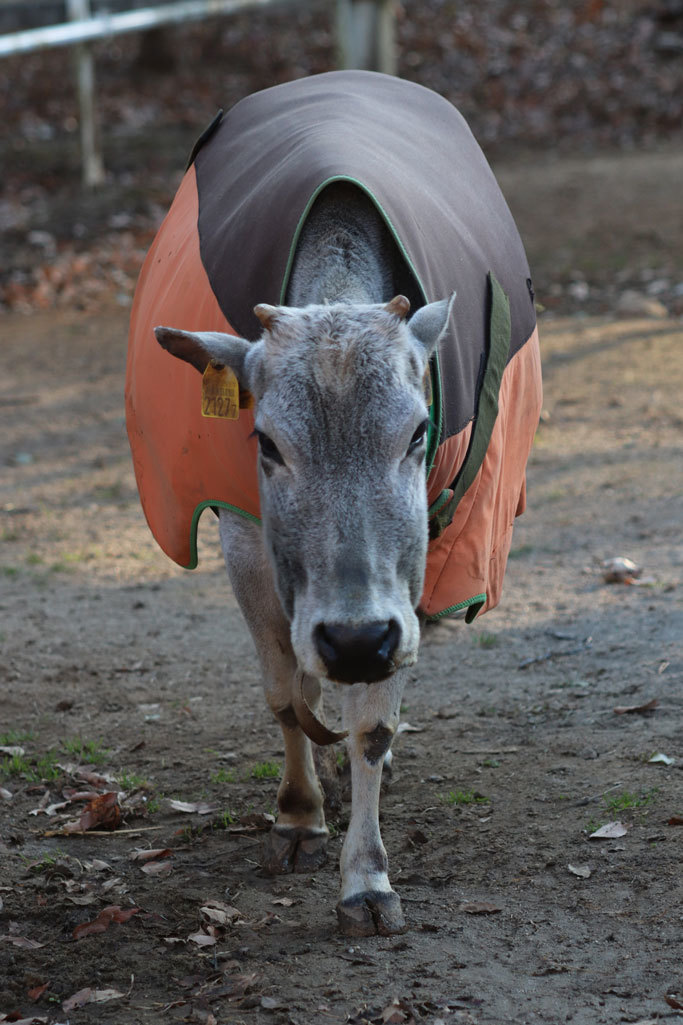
[1, 158, 682, 1024]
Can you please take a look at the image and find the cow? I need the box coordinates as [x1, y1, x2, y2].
[126, 71, 542, 937]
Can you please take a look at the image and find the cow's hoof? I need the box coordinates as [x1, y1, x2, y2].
[261, 825, 328, 875]
[336, 890, 406, 937]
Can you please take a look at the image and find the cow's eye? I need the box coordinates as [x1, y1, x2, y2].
[407, 420, 428, 455]
[256, 430, 285, 465]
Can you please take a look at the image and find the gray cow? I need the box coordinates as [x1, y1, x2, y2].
[156, 183, 452, 936]
[127, 71, 541, 937]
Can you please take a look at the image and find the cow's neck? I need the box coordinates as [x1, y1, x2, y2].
[286, 182, 393, 307]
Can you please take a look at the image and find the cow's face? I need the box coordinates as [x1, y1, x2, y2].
[155, 296, 451, 684]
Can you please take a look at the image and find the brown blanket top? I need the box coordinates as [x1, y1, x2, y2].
[193, 70, 536, 442]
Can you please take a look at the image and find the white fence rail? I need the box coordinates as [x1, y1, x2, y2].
[0, 0, 280, 56]
[0, 0, 396, 187]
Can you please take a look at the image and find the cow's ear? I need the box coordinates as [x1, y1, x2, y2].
[408, 293, 456, 356]
[154, 327, 252, 384]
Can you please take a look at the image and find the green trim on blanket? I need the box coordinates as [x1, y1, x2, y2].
[279, 174, 443, 475]
[424, 593, 487, 623]
[430, 271, 511, 539]
[185, 500, 261, 570]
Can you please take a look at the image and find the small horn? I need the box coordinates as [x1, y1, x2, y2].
[254, 303, 280, 330]
[292, 673, 348, 747]
[384, 295, 410, 319]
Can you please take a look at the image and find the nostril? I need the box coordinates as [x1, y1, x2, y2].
[377, 619, 400, 661]
[313, 622, 339, 666]
[313, 620, 402, 684]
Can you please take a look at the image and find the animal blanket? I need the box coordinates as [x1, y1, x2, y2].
[126, 70, 542, 621]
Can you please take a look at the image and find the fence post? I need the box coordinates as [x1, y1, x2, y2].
[67, 0, 105, 187]
[336, 0, 397, 76]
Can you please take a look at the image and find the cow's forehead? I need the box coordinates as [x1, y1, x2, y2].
[260, 305, 423, 394]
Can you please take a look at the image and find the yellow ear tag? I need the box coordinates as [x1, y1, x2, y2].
[201, 360, 239, 420]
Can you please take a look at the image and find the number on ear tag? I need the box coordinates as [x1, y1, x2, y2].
[201, 360, 239, 420]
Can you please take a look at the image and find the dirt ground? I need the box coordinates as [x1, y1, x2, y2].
[1, 148, 683, 1024]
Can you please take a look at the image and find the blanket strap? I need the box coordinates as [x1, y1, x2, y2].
[428, 271, 511, 543]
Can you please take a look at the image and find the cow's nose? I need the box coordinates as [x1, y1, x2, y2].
[314, 620, 401, 684]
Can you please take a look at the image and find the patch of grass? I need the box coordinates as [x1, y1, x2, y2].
[0, 729, 34, 745]
[1, 749, 61, 783]
[1, 566, 20, 578]
[481, 758, 500, 768]
[604, 789, 657, 815]
[586, 788, 659, 832]
[25, 552, 43, 565]
[62, 737, 110, 765]
[212, 768, 237, 784]
[444, 789, 490, 806]
[1, 529, 19, 542]
[115, 770, 147, 791]
[475, 632, 499, 649]
[251, 761, 280, 780]
[22, 849, 68, 872]
[49, 551, 86, 573]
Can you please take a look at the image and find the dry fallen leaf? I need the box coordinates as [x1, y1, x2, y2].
[613, 698, 658, 715]
[667, 815, 683, 826]
[73, 904, 140, 940]
[27, 982, 50, 1001]
[141, 859, 172, 877]
[602, 556, 642, 584]
[63, 792, 121, 833]
[62, 988, 94, 1012]
[0, 786, 12, 801]
[130, 847, 173, 862]
[62, 986, 125, 1011]
[0, 1017, 48, 1025]
[65, 893, 98, 906]
[0, 745, 24, 756]
[168, 799, 217, 815]
[88, 987, 126, 1004]
[460, 900, 502, 914]
[200, 901, 242, 926]
[665, 994, 683, 1011]
[567, 864, 592, 878]
[648, 752, 675, 765]
[0, 933, 45, 949]
[261, 995, 287, 1010]
[188, 930, 217, 947]
[380, 998, 414, 1024]
[88, 859, 113, 873]
[272, 896, 296, 907]
[589, 821, 628, 839]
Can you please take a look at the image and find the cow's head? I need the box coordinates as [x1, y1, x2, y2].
[155, 295, 452, 684]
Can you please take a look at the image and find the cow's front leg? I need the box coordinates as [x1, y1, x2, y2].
[337, 670, 407, 937]
[261, 670, 330, 874]
[219, 512, 328, 873]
